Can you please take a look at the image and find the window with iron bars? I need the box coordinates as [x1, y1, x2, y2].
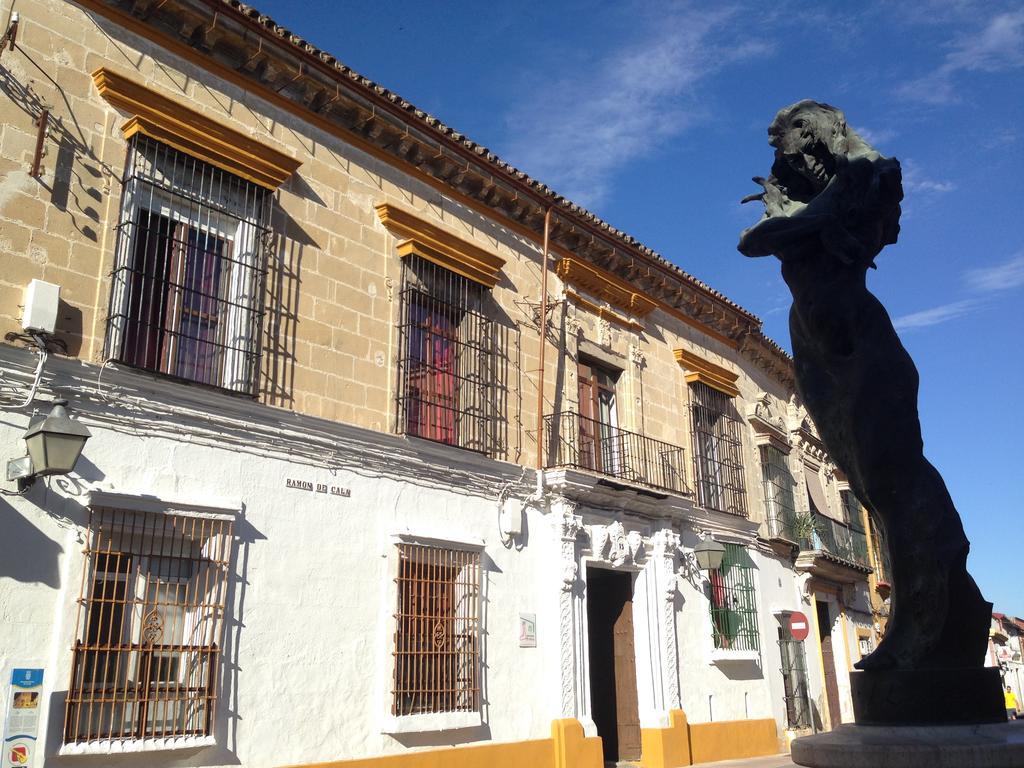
[688, 382, 748, 516]
[395, 254, 503, 455]
[105, 134, 272, 395]
[840, 490, 870, 566]
[64, 507, 234, 744]
[778, 626, 812, 729]
[392, 542, 481, 717]
[707, 543, 760, 652]
[760, 444, 797, 541]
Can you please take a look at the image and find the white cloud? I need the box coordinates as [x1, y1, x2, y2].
[965, 251, 1024, 292]
[500, 6, 770, 208]
[893, 299, 978, 330]
[853, 125, 898, 147]
[901, 159, 956, 194]
[894, 249, 1024, 332]
[897, 10, 1024, 104]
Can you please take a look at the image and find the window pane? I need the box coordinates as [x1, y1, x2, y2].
[397, 255, 502, 454]
[107, 135, 269, 394]
[65, 508, 233, 744]
[689, 383, 747, 516]
[392, 543, 481, 716]
[707, 544, 759, 651]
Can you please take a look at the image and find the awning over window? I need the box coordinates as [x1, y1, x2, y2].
[804, 465, 842, 521]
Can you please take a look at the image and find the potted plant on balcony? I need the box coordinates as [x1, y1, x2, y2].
[793, 510, 816, 550]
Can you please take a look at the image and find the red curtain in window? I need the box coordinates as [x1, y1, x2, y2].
[407, 308, 457, 444]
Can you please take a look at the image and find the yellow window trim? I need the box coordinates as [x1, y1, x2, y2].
[91, 67, 301, 190]
[556, 256, 658, 319]
[376, 203, 505, 288]
[675, 348, 740, 397]
[565, 290, 645, 332]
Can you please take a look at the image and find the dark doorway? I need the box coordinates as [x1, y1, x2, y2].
[815, 598, 842, 729]
[587, 567, 641, 763]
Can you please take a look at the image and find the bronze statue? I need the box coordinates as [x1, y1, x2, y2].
[738, 101, 990, 672]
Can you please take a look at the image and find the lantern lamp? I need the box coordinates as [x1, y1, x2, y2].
[694, 534, 726, 571]
[6, 400, 91, 490]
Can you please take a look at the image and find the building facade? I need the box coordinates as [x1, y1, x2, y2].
[0, 2, 883, 766]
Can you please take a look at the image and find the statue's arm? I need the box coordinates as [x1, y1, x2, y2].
[738, 211, 836, 257]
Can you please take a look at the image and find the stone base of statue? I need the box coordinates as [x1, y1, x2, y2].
[790, 721, 1024, 768]
[851, 667, 1006, 724]
[792, 669, 1020, 767]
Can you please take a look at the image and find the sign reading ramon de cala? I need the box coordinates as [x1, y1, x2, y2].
[286, 478, 351, 497]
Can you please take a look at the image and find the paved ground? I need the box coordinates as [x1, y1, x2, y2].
[688, 754, 796, 768]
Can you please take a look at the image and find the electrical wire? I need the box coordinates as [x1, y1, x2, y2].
[0, 333, 48, 411]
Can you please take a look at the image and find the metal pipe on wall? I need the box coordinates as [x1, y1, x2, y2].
[536, 207, 552, 471]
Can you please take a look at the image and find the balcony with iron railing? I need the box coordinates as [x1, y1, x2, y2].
[543, 411, 690, 496]
[800, 510, 871, 568]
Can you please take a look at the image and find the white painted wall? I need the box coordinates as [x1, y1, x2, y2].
[0, 358, 561, 768]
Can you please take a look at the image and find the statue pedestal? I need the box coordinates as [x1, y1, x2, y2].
[792, 669, 1019, 767]
[851, 667, 1006, 724]
[790, 721, 1024, 767]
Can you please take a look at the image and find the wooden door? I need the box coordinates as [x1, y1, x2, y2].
[816, 599, 842, 729]
[613, 595, 641, 760]
[577, 361, 599, 470]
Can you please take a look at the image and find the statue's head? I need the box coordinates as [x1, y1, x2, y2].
[767, 100, 872, 202]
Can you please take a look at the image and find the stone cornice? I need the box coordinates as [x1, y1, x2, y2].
[74, 0, 796, 389]
[375, 203, 505, 287]
[674, 349, 741, 398]
[92, 67, 300, 189]
[556, 256, 658, 318]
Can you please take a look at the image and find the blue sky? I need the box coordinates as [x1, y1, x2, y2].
[259, 0, 1024, 614]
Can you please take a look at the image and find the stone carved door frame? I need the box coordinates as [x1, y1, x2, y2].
[554, 500, 682, 736]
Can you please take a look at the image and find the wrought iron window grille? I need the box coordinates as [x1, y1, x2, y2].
[391, 543, 482, 717]
[707, 543, 759, 652]
[395, 254, 505, 455]
[105, 135, 272, 396]
[64, 507, 234, 744]
[760, 444, 797, 541]
[688, 382, 748, 517]
[778, 628, 812, 729]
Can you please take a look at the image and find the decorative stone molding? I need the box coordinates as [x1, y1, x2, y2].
[556, 502, 586, 717]
[747, 390, 789, 452]
[590, 521, 647, 567]
[375, 203, 506, 287]
[565, 290, 644, 333]
[798, 572, 814, 601]
[651, 530, 681, 599]
[627, 530, 645, 565]
[597, 318, 612, 348]
[674, 348, 740, 398]
[560, 506, 585, 592]
[629, 344, 646, 367]
[651, 528, 682, 710]
[556, 256, 658, 318]
[92, 68, 301, 190]
[565, 312, 582, 338]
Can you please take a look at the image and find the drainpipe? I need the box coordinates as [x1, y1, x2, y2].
[534, 207, 552, 499]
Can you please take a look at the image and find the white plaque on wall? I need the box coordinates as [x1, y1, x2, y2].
[519, 613, 537, 647]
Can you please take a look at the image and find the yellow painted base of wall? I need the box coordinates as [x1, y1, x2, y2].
[640, 710, 691, 768]
[282, 718, 603, 768]
[640, 711, 780, 767]
[688, 718, 779, 764]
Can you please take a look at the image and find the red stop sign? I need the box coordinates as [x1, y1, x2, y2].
[789, 611, 810, 641]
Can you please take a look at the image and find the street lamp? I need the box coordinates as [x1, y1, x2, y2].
[6, 400, 91, 490]
[694, 534, 726, 571]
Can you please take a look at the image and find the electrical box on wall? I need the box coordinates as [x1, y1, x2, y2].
[21, 280, 60, 334]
